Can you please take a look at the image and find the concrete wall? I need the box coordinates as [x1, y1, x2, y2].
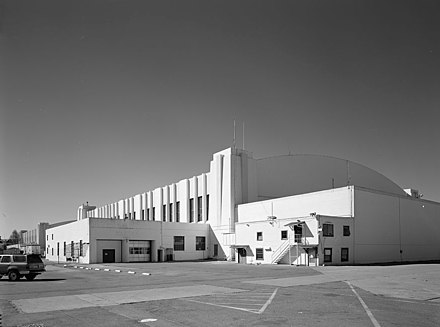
[354, 188, 440, 264]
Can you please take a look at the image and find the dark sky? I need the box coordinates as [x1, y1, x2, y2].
[1, 0, 439, 238]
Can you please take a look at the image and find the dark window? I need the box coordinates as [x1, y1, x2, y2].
[71, 241, 74, 257]
[197, 196, 203, 222]
[142, 209, 145, 220]
[341, 248, 349, 262]
[129, 213, 132, 220]
[133, 212, 136, 220]
[51, 234, 53, 240]
[124, 214, 128, 219]
[213, 244, 218, 256]
[257, 232, 263, 241]
[176, 201, 180, 222]
[174, 236, 185, 251]
[162, 204, 166, 222]
[63, 242, 66, 256]
[1, 256, 11, 263]
[46, 235, 48, 241]
[343, 226, 350, 236]
[79, 240, 83, 256]
[206, 195, 209, 221]
[51, 248, 54, 256]
[323, 224, 334, 237]
[256, 248, 264, 260]
[13, 255, 26, 262]
[324, 248, 332, 263]
[57, 242, 59, 256]
[169, 203, 173, 222]
[146, 209, 150, 221]
[189, 198, 194, 222]
[281, 230, 288, 240]
[196, 236, 206, 251]
[294, 225, 303, 242]
[152, 207, 155, 220]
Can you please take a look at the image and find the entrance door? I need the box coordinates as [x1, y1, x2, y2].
[238, 248, 247, 264]
[103, 249, 115, 263]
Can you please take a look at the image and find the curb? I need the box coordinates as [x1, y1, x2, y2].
[64, 265, 151, 276]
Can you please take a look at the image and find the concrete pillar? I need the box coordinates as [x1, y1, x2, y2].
[122, 239, 129, 263]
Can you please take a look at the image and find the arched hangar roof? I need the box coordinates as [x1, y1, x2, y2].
[256, 154, 406, 198]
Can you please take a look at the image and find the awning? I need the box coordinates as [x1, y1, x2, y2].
[284, 221, 305, 228]
[230, 245, 251, 249]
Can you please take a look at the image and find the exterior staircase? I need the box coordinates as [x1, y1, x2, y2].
[271, 240, 293, 264]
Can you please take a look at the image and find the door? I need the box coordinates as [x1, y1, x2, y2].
[103, 249, 115, 263]
[238, 248, 247, 264]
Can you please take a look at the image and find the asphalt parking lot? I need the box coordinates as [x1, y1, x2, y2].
[1, 261, 439, 327]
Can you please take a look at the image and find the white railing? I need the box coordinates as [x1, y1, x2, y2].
[271, 240, 291, 264]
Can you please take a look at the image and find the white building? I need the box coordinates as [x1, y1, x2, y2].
[46, 147, 440, 265]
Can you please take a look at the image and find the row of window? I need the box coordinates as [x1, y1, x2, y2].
[322, 224, 350, 237]
[324, 247, 349, 263]
[252, 247, 349, 262]
[103, 195, 210, 223]
[48, 241, 84, 258]
[173, 236, 206, 251]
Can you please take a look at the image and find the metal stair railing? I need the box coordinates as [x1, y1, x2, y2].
[271, 240, 291, 264]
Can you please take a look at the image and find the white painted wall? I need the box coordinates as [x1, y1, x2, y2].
[354, 188, 440, 264]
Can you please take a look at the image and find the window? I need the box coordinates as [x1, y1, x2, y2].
[146, 209, 150, 221]
[162, 204, 166, 222]
[71, 241, 74, 258]
[294, 225, 303, 243]
[213, 244, 218, 256]
[63, 242, 66, 256]
[124, 214, 128, 219]
[129, 213, 132, 220]
[323, 224, 334, 237]
[206, 195, 209, 221]
[79, 240, 83, 256]
[176, 201, 180, 222]
[324, 248, 332, 263]
[281, 230, 288, 240]
[46, 235, 48, 241]
[341, 248, 349, 262]
[141, 209, 145, 220]
[257, 232, 263, 241]
[343, 226, 350, 236]
[51, 248, 54, 256]
[197, 196, 203, 221]
[196, 236, 206, 251]
[189, 198, 194, 222]
[1, 256, 11, 263]
[169, 203, 173, 222]
[174, 236, 185, 251]
[256, 248, 264, 260]
[51, 234, 54, 240]
[152, 207, 156, 220]
[133, 212, 136, 220]
[57, 242, 60, 256]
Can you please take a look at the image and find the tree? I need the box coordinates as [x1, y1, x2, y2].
[9, 229, 20, 244]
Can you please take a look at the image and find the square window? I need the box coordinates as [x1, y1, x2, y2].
[323, 224, 334, 237]
[341, 248, 349, 262]
[257, 232, 263, 241]
[343, 225, 350, 236]
[281, 230, 288, 240]
[256, 248, 264, 260]
[174, 236, 185, 251]
[324, 248, 332, 263]
[196, 236, 206, 251]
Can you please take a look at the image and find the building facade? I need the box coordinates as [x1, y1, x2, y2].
[45, 147, 440, 265]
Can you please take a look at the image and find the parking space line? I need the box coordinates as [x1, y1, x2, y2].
[346, 282, 381, 327]
[182, 288, 278, 315]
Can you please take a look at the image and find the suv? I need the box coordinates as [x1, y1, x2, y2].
[0, 254, 46, 281]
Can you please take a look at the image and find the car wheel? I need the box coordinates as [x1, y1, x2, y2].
[25, 274, 37, 281]
[8, 270, 20, 281]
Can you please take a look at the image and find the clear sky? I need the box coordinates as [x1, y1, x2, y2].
[1, 0, 439, 239]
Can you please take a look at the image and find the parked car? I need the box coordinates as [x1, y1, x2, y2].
[0, 254, 46, 281]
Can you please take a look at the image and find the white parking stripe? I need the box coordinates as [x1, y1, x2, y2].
[346, 282, 381, 327]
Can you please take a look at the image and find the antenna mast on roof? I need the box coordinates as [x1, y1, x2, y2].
[233, 120, 236, 150]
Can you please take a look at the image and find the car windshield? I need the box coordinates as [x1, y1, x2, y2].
[27, 255, 43, 263]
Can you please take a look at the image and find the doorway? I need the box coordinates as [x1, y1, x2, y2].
[102, 249, 115, 263]
[238, 248, 247, 264]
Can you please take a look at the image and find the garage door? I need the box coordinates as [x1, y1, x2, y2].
[128, 240, 151, 262]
